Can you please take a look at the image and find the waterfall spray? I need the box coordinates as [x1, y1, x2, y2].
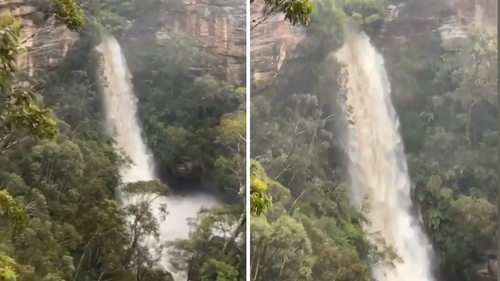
[96, 34, 216, 280]
[335, 28, 435, 281]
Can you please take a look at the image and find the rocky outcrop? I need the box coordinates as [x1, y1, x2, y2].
[378, 0, 497, 45]
[156, 0, 246, 83]
[0, 0, 76, 74]
[250, 0, 303, 82]
[477, 251, 497, 281]
[3, 0, 245, 82]
[250, 0, 497, 83]
[447, 0, 497, 27]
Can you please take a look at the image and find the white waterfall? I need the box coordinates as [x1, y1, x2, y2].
[96, 35, 216, 281]
[335, 28, 436, 281]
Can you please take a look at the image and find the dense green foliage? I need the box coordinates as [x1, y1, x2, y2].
[252, 0, 315, 26]
[250, 1, 497, 281]
[0, 0, 245, 280]
[391, 25, 497, 281]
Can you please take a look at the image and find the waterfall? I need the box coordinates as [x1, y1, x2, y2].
[96, 35, 216, 280]
[335, 28, 435, 281]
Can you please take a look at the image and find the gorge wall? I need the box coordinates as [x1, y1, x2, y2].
[250, 0, 498, 82]
[3, 0, 245, 82]
[158, 0, 246, 82]
[0, 0, 76, 75]
[449, 0, 497, 27]
[250, 0, 303, 82]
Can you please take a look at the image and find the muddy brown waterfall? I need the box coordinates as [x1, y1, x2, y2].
[335, 28, 435, 281]
[96, 35, 216, 281]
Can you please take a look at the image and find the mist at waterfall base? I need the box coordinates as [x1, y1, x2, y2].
[96, 35, 217, 280]
[335, 28, 435, 281]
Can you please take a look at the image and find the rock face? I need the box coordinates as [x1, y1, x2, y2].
[0, 0, 76, 74]
[250, 0, 303, 82]
[379, 0, 497, 45]
[448, 0, 497, 27]
[250, 0, 497, 83]
[158, 0, 246, 83]
[477, 251, 497, 281]
[3, 0, 245, 82]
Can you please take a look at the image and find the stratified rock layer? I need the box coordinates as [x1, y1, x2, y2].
[159, 0, 246, 82]
[249, 0, 497, 83]
[0, 0, 76, 74]
[2, 0, 245, 82]
[250, 0, 303, 82]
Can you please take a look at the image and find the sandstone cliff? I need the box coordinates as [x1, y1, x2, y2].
[0, 0, 76, 74]
[448, 0, 497, 27]
[3, 0, 245, 82]
[159, 0, 246, 82]
[250, 0, 498, 83]
[250, 0, 303, 82]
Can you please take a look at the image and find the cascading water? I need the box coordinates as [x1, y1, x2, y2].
[335, 28, 435, 281]
[96, 35, 216, 280]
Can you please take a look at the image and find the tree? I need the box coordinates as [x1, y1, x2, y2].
[172, 206, 245, 281]
[251, 0, 314, 27]
[249, 160, 272, 217]
[0, 190, 26, 281]
[0, 1, 83, 279]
